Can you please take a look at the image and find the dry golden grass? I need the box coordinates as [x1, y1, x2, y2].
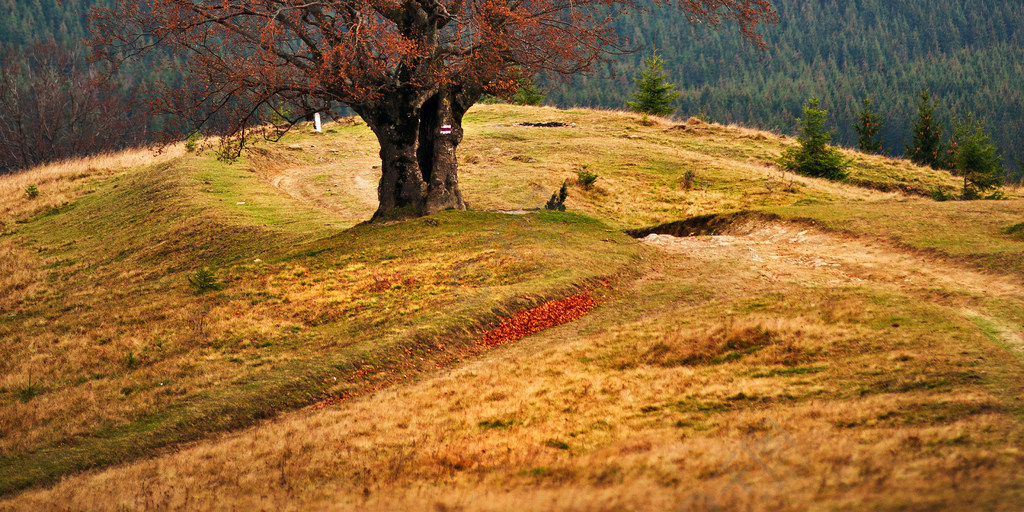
[0, 145, 185, 228]
[7, 221, 1024, 511]
[3, 105, 1024, 508]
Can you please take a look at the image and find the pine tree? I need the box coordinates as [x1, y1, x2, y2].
[778, 97, 849, 181]
[854, 96, 883, 153]
[626, 49, 679, 117]
[950, 114, 1003, 199]
[906, 89, 946, 169]
[511, 78, 545, 106]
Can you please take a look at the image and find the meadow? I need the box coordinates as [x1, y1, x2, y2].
[1, 105, 1022, 510]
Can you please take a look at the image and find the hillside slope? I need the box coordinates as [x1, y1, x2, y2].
[2, 105, 1024, 509]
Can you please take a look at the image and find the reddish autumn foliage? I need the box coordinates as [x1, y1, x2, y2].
[92, 0, 776, 218]
[476, 293, 598, 348]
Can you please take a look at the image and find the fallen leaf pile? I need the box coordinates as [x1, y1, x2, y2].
[312, 291, 600, 410]
[476, 292, 597, 349]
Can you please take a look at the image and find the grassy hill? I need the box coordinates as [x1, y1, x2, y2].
[2, 105, 1024, 510]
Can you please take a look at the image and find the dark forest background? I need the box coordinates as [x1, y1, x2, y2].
[546, 0, 1024, 177]
[2, 0, 1022, 178]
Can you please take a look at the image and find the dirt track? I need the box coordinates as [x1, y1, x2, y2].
[641, 222, 1024, 356]
[259, 146, 380, 224]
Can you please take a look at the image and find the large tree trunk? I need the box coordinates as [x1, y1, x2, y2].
[358, 84, 480, 221]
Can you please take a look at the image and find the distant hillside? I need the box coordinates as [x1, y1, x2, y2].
[0, 0, 97, 48]
[545, 0, 1024, 174]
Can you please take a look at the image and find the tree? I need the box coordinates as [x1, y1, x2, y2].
[854, 96, 882, 154]
[93, 0, 777, 220]
[906, 89, 946, 169]
[627, 49, 680, 117]
[950, 114, 1003, 199]
[0, 42, 142, 174]
[778, 97, 848, 180]
[511, 79, 545, 107]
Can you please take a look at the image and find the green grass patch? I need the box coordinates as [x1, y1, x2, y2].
[751, 366, 827, 378]
[1005, 222, 1024, 240]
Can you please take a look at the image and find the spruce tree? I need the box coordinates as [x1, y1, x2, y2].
[906, 89, 946, 169]
[854, 96, 883, 153]
[512, 78, 545, 106]
[778, 97, 849, 181]
[626, 50, 679, 117]
[950, 114, 1003, 199]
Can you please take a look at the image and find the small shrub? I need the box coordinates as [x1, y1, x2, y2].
[479, 419, 515, 430]
[24, 184, 39, 199]
[124, 350, 139, 369]
[681, 169, 696, 190]
[576, 168, 599, 189]
[778, 98, 849, 181]
[930, 187, 953, 201]
[1005, 222, 1024, 240]
[270, 108, 291, 126]
[511, 79, 545, 106]
[627, 49, 678, 116]
[17, 371, 40, 403]
[188, 267, 223, 294]
[184, 132, 200, 153]
[543, 438, 570, 450]
[479, 94, 505, 105]
[17, 384, 41, 403]
[950, 114, 1003, 200]
[545, 182, 568, 211]
[697, 105, 711, 123]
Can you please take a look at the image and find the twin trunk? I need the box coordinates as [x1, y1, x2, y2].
[360, 86, 478, 221]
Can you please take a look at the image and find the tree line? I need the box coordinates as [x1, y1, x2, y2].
[629, 52, 1009, 198]
[544, 0, 1024, 181]
[2, 0, 1022, 187]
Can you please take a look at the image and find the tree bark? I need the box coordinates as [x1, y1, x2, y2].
[359, 84, 481, 221]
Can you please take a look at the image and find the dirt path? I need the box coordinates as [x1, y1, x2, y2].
[641, 221, 1024, 357]
[260, 146, 380, 225]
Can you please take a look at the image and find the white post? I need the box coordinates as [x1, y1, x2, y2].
[314, 112, 322, 133]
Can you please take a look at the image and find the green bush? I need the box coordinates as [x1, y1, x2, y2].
[511, 79, 544, 106]
[543, 438, 570, 450]
[906, 89, 947, 169]
[778, 98, 849, 181]
[576, 168, 599, 189]
[1006, 222, 1024, 240]
[545, 182, 568, 212]
[123, 350, 139, 369]
[950, 114, 1003, 200]
[188, 267, 223, 294]
[17, 371, 40, 403]
[854, 96, 883, 153]
[24, 184, 39, 199]
[929, 187, 954, 202]
[184, 132, 200, 153]
[681, 169, 697, 190]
